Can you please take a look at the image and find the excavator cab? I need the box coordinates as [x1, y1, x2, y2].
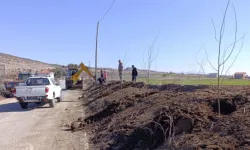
[68, 69, 78, 76]
[65, 68, 79, 89]
[17, 72, 31, 82]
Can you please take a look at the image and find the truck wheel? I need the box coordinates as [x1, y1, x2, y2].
[19, 103, 28, 109]
[57, 91, 63, 102]
[49, 95, 56, 108]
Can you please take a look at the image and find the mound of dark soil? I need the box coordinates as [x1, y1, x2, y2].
[73, 81, 250, 149]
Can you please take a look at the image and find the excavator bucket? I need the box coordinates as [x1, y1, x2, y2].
[80, 63, 94, 79]
[71, 63, 94, 85]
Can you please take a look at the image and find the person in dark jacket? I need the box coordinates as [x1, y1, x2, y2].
[132, 65, 138, 82]
[98, 70, 105, 85]
[100, 70, 104, 78]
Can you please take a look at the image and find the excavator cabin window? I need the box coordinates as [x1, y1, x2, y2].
[18, 73, 30, 81]
[67, 69, 78, 76]
[72, 70, 77, 76]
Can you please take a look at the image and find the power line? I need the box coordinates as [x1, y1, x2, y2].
[100, 0, 116, 22]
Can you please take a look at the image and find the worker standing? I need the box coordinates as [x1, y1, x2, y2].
[100, 70, 104, 78]
[118, 60, 123, 84]
[98, 70, 105, 85]
[132, 65, 138, 82]
[103, 71, 108, 82]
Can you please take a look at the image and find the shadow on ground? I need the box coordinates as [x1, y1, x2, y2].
[0, 102, 49, 113]
[60, 100, 79, 102]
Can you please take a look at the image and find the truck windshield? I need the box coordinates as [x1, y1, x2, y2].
[26, 78, 50, 86]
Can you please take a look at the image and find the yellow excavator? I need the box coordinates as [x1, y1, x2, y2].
[65, 63, 95, 89]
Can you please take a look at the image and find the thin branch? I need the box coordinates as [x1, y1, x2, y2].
[142, 49, 147, 82]
[221, 22, 226, 38]
[195, 49, 212, 84]
[220, 45, 228, 76]
[218, 0, 230, 77]
[204, 46, 218, 71]
[220, 2, 237, 66]
[154, 45, 160, 71]
[221, 35, 245, 85]
[211, 19, 219, 42]
[224, 35, 244, 53]
[142, 49, 146, 69]
[152, 47, 160, 63]
[219, 0, 230, 38]
[122, 52, 128, 68]
[221, 12, 227, 38]
[149, 33, 159, 54]
[220, 36, 245, 75]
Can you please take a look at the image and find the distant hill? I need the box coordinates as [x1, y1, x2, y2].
[0, 53, 58, 75]
[89, 66, 163, 73]
[0, 52, 163, 77]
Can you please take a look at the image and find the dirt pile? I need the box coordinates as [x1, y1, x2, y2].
[73, 81, 250, 149]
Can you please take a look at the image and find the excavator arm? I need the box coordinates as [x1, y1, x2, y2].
[71, 63, 94, 84]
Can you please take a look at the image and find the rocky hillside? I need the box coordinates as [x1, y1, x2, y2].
[0, 53, 57, 75]
[0, 52, 164, 79]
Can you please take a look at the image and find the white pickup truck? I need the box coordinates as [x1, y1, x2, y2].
[13, 76, 62, 109]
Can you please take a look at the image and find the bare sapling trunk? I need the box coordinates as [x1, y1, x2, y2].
[144, 34, 159, 94]
[122, 52, 128, 69]
[205, 0, 245, 115]
[217, 60, 221, 115]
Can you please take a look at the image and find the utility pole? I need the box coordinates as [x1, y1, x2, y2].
[95, 21, 99, 82]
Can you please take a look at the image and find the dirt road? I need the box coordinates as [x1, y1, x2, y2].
[0, 90, 88, 150]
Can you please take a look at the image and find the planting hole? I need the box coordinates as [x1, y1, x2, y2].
[109, 121, 165, 150]
[174, 117, 194, 135]
[212, 99, 236, 115]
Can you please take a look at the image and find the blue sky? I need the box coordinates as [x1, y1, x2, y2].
[0, 0, 249, 74]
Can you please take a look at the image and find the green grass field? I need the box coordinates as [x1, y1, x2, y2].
[137, 78, 250, 86]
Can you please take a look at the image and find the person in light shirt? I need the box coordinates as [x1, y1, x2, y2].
[118, 60, 123, 84]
